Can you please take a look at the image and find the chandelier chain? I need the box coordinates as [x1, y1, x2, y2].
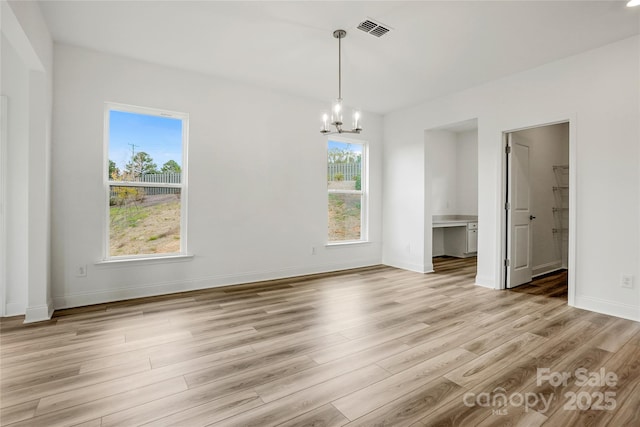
[338, 33, 342, 100]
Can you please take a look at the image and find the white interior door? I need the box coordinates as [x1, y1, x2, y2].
[506, 134, 533, 288]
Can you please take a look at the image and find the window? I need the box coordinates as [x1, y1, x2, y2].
[104, 103, 188, 259]
[327, 138, 367, 243]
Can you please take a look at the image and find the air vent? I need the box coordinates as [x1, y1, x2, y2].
[370, 26, 389, 37]
[357, 20, 377, 33]
[357, 19, 391, 37]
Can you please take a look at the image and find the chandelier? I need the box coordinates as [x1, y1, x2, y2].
[320, 30, 362, 135]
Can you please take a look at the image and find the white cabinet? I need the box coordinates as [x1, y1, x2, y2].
[442, 222, 478, 258]
[467, 223, 478, 253]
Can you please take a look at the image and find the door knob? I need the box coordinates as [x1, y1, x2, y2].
[529, 215, 536, 220]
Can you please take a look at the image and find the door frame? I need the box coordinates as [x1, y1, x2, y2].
[499, 117, 576, 307]
[0, 96, 6, 317]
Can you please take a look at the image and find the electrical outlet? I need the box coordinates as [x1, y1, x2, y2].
[620, 274, 633, 289]
[76, 264, 87, 277]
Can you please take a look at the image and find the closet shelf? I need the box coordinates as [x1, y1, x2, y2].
[552, 163, 568, 257]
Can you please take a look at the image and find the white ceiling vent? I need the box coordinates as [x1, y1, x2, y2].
[357, 19, 391, 37]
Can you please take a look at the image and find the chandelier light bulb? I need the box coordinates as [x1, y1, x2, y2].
[353, 110, 362, 131]
[331, 98, 343, 126]
[321, 113, 329, 133]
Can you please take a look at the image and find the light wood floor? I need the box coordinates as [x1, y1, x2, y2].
[1, 257, 639, 426]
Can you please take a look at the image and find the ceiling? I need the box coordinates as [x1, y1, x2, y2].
[39, 1, 639, 115]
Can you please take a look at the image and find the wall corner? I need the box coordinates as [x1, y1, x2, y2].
[24, 300, 53, 323]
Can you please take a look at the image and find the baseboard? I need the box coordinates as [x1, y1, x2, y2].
[24, 300, 54, 323]
[53, 259, 381, 310]
[423, 260, 434, 273]
[475, 275, 497, 289]
[382, 258, 431, 274]
[574, 295, 639, 322]
[532, 261, 563, 278]
[5, 301, 25, 317]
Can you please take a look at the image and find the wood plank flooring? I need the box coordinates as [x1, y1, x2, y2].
[1, 257, 639, 426]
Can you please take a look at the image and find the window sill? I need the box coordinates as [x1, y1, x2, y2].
[95, 254, 194, 267]
[325, 241, 371, 248]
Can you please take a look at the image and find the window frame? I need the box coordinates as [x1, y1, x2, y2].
[103, 102, 189, 261]
[326, 136, 369, 245]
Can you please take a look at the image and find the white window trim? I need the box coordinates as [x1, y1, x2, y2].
[95, 254, 194, 266]
[103, 102, 189, 261]
[326, 136, 369, 246]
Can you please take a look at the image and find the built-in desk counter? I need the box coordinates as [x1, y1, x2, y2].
[433, 219, 472, 228]
[432, 215, 478, 257]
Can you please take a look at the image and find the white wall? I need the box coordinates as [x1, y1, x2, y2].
[429, 131, 458, 215]
[1, 35, 29, 315]
[512, 123, 569, 276]
[0, 1, 53, 321]
[428, 129, 478, 217]
[432, 230, 444, 257]
[383, 35, 640, 321]
[50, 44, 383, 309]
[456, 130, 478, 216]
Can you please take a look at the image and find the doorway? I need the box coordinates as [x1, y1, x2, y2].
[426, 119, 478, 276]
[503, 122, 571, 295]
